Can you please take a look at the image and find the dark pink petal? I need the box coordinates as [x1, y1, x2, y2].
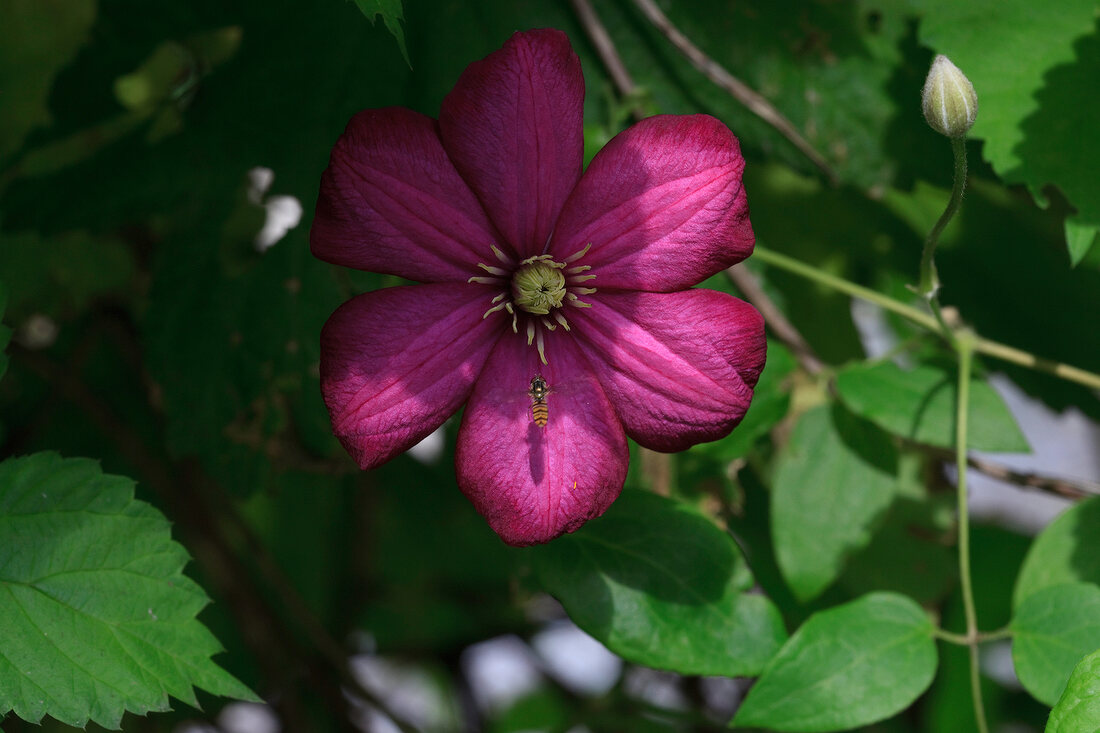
[552, 115, 753, 291]
[455, 331, 627, 546]
[311, 107, 504, 281]
[572, 290, 765, 452]
[321, 283, 502, 468]
[439, 29, 584, 257]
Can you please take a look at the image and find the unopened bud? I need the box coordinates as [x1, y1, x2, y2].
[921, 55, 978, 138]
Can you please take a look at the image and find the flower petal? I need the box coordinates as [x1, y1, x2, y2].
[455, 331, 627, 546]
[321, 283, 502, 468]
[439, 29, 584, 257]
[311, 107, 503, 281]
[552, 115, 753, 290]
[572, 290, 766, 452]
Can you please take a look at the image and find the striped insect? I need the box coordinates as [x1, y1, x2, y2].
[527, 374, 551, 427]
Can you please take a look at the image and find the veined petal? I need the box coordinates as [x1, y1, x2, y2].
[311, 107, 505, 281]
[573, 290, 766, 452]
[439, 29, 584, 258]
[321, 283, 502, 468]
[455, 331, 627, 546]
[552, 115, 753, 291]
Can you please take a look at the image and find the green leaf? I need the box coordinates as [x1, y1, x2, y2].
[1047, 647, 1100, 733]
[531, 491, 786, 677]
[0, 0, 96, 164]
[1011, 583, 1100, 706]
[1065, 218, 1099, 268]
[839, 474, 958, 605]
[1014, 496, 1100, 608]
[351, 0, 410, 66]
[0, 230, 135, 318]
[835, 361, 1030, 452]
[918, 0, 1098, 264]
[0, 453, 256, 729]
[771, 404, 899, 602]
[733, 592, 938, 732]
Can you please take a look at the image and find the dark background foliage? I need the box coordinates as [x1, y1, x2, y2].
[1, 0, 1097, 731]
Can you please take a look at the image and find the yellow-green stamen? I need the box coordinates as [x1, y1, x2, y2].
[470, 244, 596, 365]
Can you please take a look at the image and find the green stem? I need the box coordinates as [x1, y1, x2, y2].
[749, 246, 1100, 391]
[955, 333, 988, 733]
[919, 137, 968, 314]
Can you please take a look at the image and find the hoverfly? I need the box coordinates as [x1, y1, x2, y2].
[528, 374, 550, 427]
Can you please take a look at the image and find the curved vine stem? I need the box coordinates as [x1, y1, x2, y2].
[919, 136, 969, 340]
[922, 140, 986, 732]
[751, 246, 1100, 391]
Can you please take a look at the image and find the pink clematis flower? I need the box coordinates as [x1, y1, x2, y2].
[312, 29, 765, 546]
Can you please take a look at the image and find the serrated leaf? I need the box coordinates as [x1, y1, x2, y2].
[351, 0, 409, 66]
[772, 404, 899, 602]
[1047, 647, 1100, 733]
[835, 361, 1030, 452]
[733, 592, 938, 732]
[1014, 496, 1100, 608]
[918, 0, 1098, 264]
[531, 491, 786, 677]
[0, 453, 257, 729]
[1011, 583, 1100, 706]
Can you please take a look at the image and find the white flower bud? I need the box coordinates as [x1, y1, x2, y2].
[921, 55, 978, 138]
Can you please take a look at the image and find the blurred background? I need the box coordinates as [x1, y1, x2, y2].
[2, 0, 1098, 731]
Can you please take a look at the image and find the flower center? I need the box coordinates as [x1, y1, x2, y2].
[512, 257, 566, 314]
[468, 245, 596, 364]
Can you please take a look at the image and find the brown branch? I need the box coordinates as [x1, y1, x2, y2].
[570, 0, 638, 106]
[898, 436, 1097, 502]
[725, 264, 825, 375]
[965, 452, 1098, 501]
[640, 447, 673, 496]
[629, 0, 838, 185]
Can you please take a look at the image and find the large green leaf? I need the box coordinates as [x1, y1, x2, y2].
[835, 361, 1030, 452]
[1047, 647, 1100, 733]
[732, 592, 938, 731]
[1011, 583, 1100, 706]
[0, 453, 256, 729]
[771, 404, 899, 602]
[1014, 496, 1100, 608]
[918, 0, 1099, 264]
[531, 491, 786, 677]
